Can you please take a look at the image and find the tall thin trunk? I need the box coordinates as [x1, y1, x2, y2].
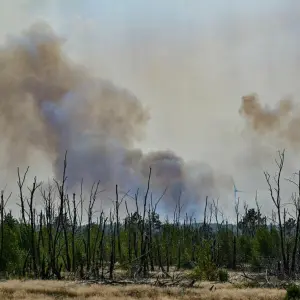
[0, 191, 4, 270]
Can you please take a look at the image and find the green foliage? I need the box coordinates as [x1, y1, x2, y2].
[217, 229, 234, 268]
[189, 241, 218, 281]
[254, 227, 277, 258]
[239, 208, 265, 237]
[189, 264, 218, 282]
[218, 269, 229, 282]
[0, 201, 293, 281]
[285, 284, 300, 300]
[238, 235, 253, 263]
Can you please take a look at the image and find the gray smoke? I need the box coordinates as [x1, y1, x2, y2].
[0, 22, 232, 211]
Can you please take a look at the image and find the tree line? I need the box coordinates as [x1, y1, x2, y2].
[0, 150, 299, 281]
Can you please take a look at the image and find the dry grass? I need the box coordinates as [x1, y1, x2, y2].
[0, 280, 286, 299]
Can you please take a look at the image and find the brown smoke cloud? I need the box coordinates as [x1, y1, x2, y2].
[240, 93, 300, 149]
[0, 21, 232, 211]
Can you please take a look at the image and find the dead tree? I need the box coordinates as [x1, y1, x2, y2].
[28, 176, 42, 277]
[99, 214, 107, 279]
[52, 151, 68, 279]
[0, 190, 11, 271]
[285, 170, 300, 274]
[0, 191, 4, 272]
[41, 183, 55, 278]
[85, 181, 100, 274]
[71, 193, 78, 273]
[148, 204, 155, 272]
[139, 168, 151, 277]
[264, 150, 288, 275]
[17, 167, 29, 225]
[233, 197, 240, 270]
[115, 185, 122, 263]
[109, 210, 116, 280]
[37, 210, 46, 278]
[176, 192, 183, 270]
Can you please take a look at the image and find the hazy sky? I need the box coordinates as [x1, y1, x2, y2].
[1, 1, 300, 218]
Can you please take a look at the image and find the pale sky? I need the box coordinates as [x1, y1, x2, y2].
[1, 1, 300, 219]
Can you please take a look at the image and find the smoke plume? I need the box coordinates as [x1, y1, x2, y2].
[0, 22, 232, 210]
[240, 93, 300, 149]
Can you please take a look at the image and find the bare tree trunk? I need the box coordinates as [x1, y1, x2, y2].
[71, 193, 77, 273]
[41, 184, 54, 278]
[264, 150, 288, 275]
[28, 177, 42, 277]
[233, 197, 240, 270]
[140, 168, 151, 277]
[37, 211, 44, 277]
[17, 167, 29, 225]
[99, 216, 107, 279]
[52, 151, 68, 279]
[109, 211, 116, 280]
[115, 185, 123, 263]
[286, 170, 300, 274]
[85, 182, 99, 274]
[176, 193, 183, 270]
[148, 208, 154, 272]
[0, 191, 4, 270]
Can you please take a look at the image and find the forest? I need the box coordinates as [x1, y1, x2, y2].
[0, 149, 298, 290]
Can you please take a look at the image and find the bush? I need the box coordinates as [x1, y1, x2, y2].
[188, 266, 202, 281]
[218, 269, 229, 282]
[182, 261, 197, 270]
[250, 254, 262, 272]
[205, 264, 218, 281]
[189, 241, 218, 281]
[285, 284, 300, 300]
[189, 263, 218, 282]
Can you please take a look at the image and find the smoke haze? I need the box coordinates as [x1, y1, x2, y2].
[0, 1, 300, 218]
[240, 94, 300, 150]
[0, 22, 233, 214]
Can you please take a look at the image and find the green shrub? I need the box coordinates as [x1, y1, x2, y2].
[182, 261, 196, 270]
[218, 269, 229, 282]
[205, 264, 218, 281]
[189, 263, 218, 282]
[250, 254, 262, 272]
[189, 241, 218, 281]
[285, 284, 300, 300]
[188, 266, 203, 281]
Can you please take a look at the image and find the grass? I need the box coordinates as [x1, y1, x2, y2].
[0, 280, 287, 299]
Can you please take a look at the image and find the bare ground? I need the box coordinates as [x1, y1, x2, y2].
[0, 280, 286, 300]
